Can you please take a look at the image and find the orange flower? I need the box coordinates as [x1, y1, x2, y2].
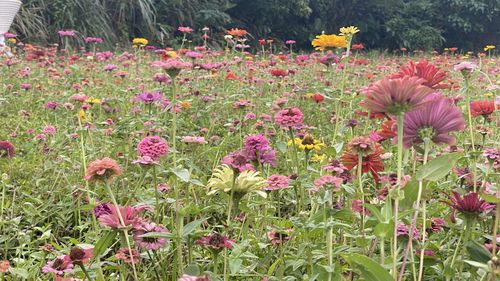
[228, 28, 247, 37]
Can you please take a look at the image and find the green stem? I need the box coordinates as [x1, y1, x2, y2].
[393, 113, 405, 279]
[103, 182, 138, 281]
[357, 153, 365, 240]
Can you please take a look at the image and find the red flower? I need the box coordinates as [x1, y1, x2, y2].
[311, 93, 324, 103]
[270, 69, 288, 77]
[377, 119, 397, 140]
[470, 100, 495, 118]
[351, 43, 364, 50]
[341, 145, 385, 182]
[258, 39, 266, 45]
[225, 72, 238, 80]
[390, 60, 448, 89]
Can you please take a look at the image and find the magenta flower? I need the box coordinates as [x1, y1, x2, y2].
[137, 136, 169, 160]
[446, 192, 494, 223]
[274, 107, 304, 128]
[483, 148, 500, 170]
[243, 134, 277, 166]
[402, 94, 465, 148]
[132, 156, 160, 166]
[84, 37, 103, 44]
[196, 233, 234, 253]
[42, 255, 74, 276]
[264, 175, 290, 191]
[133, 222, 169, 250]
[0, 141, 15, 158]
[362, 76, 433, 114]
[222, 150, 254, 172]
[115, 248, 140, 264]
[135, 91, 162, 104]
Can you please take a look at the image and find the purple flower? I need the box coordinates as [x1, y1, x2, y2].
[104, 64, 117, 71]
[285, 40, 296, 45]
[135, 91, 163, 104]
[403, 94, 465, 148]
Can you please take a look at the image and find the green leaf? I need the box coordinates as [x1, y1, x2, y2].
[416, 152, 462, 181]
[171, 167, 191, 182]
[343, 253, 394, 281]
[400, 179, 419, 209]
[466, 240, 491, 263]
[93, 231, 117, 257]
[139, 232, 176, 239]
[480, 192, 500, 204]
[182, 218, 207, 237]
[9, 268, 29, 279]
[374, 221, 394, 238]
[229, 258, 243, 274]
[363, 204, 384, 222]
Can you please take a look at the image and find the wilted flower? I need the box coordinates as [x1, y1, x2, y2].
[69, 247, 93, 265]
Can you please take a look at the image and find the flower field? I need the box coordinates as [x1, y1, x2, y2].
[0, 28, 499, 281]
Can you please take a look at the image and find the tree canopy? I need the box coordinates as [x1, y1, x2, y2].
[12, 0, 500, 51]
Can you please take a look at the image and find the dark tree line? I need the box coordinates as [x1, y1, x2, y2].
[12, 0, 500, 51]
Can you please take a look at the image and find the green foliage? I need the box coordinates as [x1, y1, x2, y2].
[11, 0, 500, 50]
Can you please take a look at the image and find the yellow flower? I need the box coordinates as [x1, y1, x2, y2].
[339, 26, 360, 36]
[484, 45, 496, 51]
[180, 101, 191, 109]
[224, 35, 233, 40]
[79, 109, 91, 122]
[311, 154, 327, 162]
[312, 34, 347, 51]
[85, 97, 101, 104]
[7, 38, 16, 44]
[165, 51, 177, 59]
[484, 92, 493, 98]
[207, 165, 267, 198]
[132, 38, 148, 46]
[444, 48, 449, 51]
[289, 135, 325, 152]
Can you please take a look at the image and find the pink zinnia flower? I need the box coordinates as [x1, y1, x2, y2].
[453, 61, 477, 72]
[362, 76, 433, 114]
[135, 91, 162, 104]
[178, 274, 211, 281]
[403, 94, 465, 148]
[222, 150, 254, 172]
[267, 229, 292, 245]
[274, 107, 304, 128]
[0, 141, 15, 158]
[42, 255, 74, 276]
[151, 60, 192, 77]
[137, 136, 169, 160]
[264, 175, 290, 191]
[182, 136, 207, 144]
[196, 233, 234, 253]
[178, 26, 194, 33]
[115, 248, 140, 264]
[98, 204, 144, 230]
[84, 157, 123, 183]
[58, 30, 76, 37]
[134, 222, 169, 250]
[132, 156, 160, 166]
[311, 175, 343, 193]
